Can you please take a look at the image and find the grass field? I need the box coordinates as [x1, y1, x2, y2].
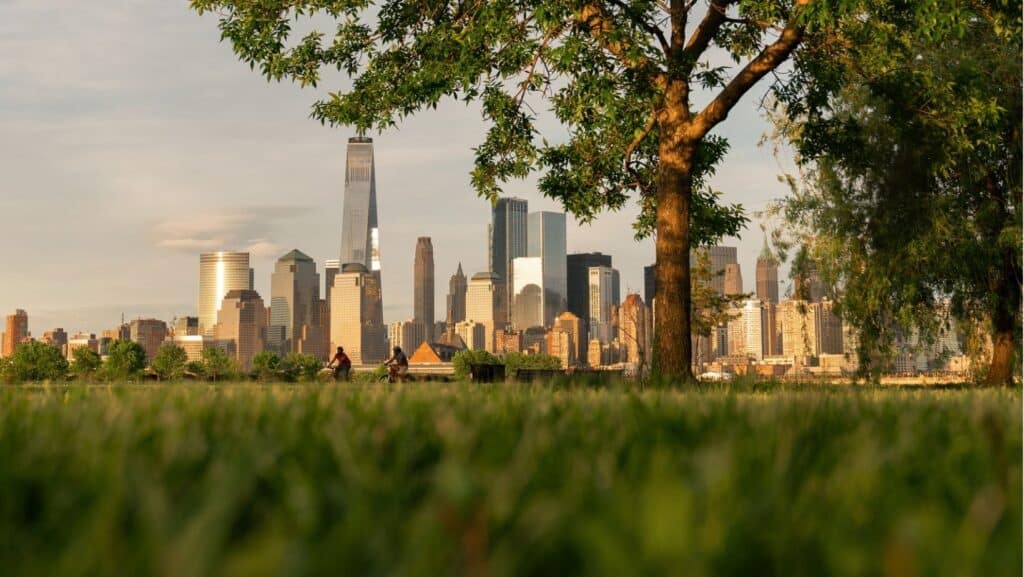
[0, 383, 1019, 577]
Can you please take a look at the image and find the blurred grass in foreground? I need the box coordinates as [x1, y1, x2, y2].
[0, 383, 1019, 577]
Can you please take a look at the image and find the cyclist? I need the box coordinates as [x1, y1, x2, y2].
[327, 346, 352, 382]
[383, 346, 409, 383]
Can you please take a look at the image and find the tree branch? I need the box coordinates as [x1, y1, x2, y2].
[624, 111, 658, 191]
[579, 3, 665, 86]
[682, 0, 736, 67]
[606, 0, 670, 55]
[691, 1, 808, 138]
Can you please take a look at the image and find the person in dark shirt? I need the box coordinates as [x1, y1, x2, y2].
[384, 346, 409, 383]
[327, 346, 352, 382]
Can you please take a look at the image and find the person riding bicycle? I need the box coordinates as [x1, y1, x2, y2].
[384, 346, 409, 383]
[327, 346, 352, 382]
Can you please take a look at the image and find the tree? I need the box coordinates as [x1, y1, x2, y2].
[281, 353, 322, 382]
[105, 340, 147, 381]
[452, 349, 501, 381]
[252, 350, 282, 381]
[7, 341, 69, 382]
[190, 0, 866, 382]
[772, 3, 1021, 384]
[201, 347, 237, 382]
[71, 347, 102, 381]
[152, 344, 189, 381]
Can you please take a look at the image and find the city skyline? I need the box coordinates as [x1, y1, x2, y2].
[0, 2, 795, 335]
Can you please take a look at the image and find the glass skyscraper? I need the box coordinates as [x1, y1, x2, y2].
[527, 211, 567, 327]
[198, 252, 252, 336]
[489, 197, 528, 325]
[340, 137, 381, 273]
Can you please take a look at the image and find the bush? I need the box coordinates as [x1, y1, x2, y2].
[5, 341, 68, 382]
[502, 351, 562, 376]
[105, 340, 146, 381]
[152, 344, 188, 381]
[71, 347, 102, 381]
[452, 349, 501, 380]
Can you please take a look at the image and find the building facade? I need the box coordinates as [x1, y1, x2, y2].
[512, 256, 545, 329]
[587, 266, 617, 344]
[413, 237, 435, 330]
[330, 263, 387, 365]
[129, 318, 168, 362]
[756, 238, 779, 304]
[567, 252, 613, 331]
[489, 197, 528, 325]
[270, 249, 322, 357]
[446, 263, 468, 325]
[213, 289, 267, 372]
[466, 271, 500, 352]
[388, 320, 427, 354]
[527, 211, 567, 326]
[3, 309, 28, 357]
[339, 137, 381, 273]
[198, 252, 252, 336]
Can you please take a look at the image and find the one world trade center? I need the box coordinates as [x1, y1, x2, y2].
[340, 136, 381, 274]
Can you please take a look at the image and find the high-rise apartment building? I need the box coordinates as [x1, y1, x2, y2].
[130, 318, 168, 361]
[199, 252, 252, 336]
[527, 211, 567, 326]
[213, 289, 267, 371]
[330, 263, 387, 364]
[587, 266, 618, 344]
[726, 300, 768, 360]
[3, 309, 28, 357]
[413, 237, 435, 328]
[567, 253, 612, 326]
[270, 249, 322, 357]
[340, 137, 381, 273]
[489, 197, 528, 324]
[446, 263, 467, 325]
[466, 271, 500, 352]
[388, 320, 427, 354]
[756, 238, 779, 304]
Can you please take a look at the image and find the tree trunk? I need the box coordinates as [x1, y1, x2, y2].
[654, 86, 696, 383]
[986, 247, 1020, 386]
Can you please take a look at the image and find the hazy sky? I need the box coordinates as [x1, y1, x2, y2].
[0, 1, 794, 335]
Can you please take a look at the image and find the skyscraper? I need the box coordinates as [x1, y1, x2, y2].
[330, 263, 387, 365]
[3, 309, 28, 357]
[466, 271, 500, 352]
[567, 252, 612, 329]
[214, 289, 267, 371]
[339, 137, 381, 273]
[644, 264, 656, 306]
[199, 252, 252, 336]
[588, 266, 618, 344]
[413, 237, 435, 328]
[270, 249, 322, 356]
[527, 211, 567, 326]
[692, 246, 738, 296]
[512, 256, 545, 329]
[489, 197, 528, 324]
[323, 259, 340, 356]
[756, 237, 780, 304]
[446, 263, 467, 324]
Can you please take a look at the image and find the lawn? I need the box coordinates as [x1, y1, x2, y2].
[0, 383, 1019, 577]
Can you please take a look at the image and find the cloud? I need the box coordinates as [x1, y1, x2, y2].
[152, 205, 313, 255]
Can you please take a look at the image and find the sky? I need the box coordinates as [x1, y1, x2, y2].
[0, 0, 794, 335]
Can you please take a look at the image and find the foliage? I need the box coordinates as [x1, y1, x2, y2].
[200, 347, 237, 382]
[71, 347, 102, 381]
[0, 384, 1018, 575]
[502, 352, 562, 376]
[185, 361, 205, 378]
[452, 349, 500, 380]
[252, 350, 282, 381]
[4, 342, 68, 382]
[771, 2, 1022, 383]
[280, 353, 322, 382]
[104, 340, 147, 381]
[151, 344, 189, 381]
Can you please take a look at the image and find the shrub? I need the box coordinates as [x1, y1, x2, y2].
[502, 352, 562, 376]
[252, 351, 281, 381]
[452, 349, 500, 380]
[281, 353, 321, 382]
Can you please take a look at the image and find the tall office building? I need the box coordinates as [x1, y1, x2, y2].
[588, 266, 618, 344]
[567, 252, 613, 331]
[330, 263, 387, 364]
[414, 237, 435, 328]
[199, 252, 252, 336]
[756, 238, 779, 304]
[512, 256, 545, 329]
[489, 197, 528, 324]
[323, 259, 340, 356]
[619, 294, 651, 369]
[270, 249, 322, 356]
[527, 211, 567, 326]
[388, 320, 427, 353]
[643, 264, 656, 306]
[466, 271, 500, 352]
[723, 263, 743, 296]
[339, 137, 381, 272]
[2, 309, 28, 357]
[129, 318, 168, 361]
[692, 246, 738, 296]
[726, 300, 768, 360]
[446, 263, 468, 324]
[214, 289, 267, 371]
[551, 311, 583, 368]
